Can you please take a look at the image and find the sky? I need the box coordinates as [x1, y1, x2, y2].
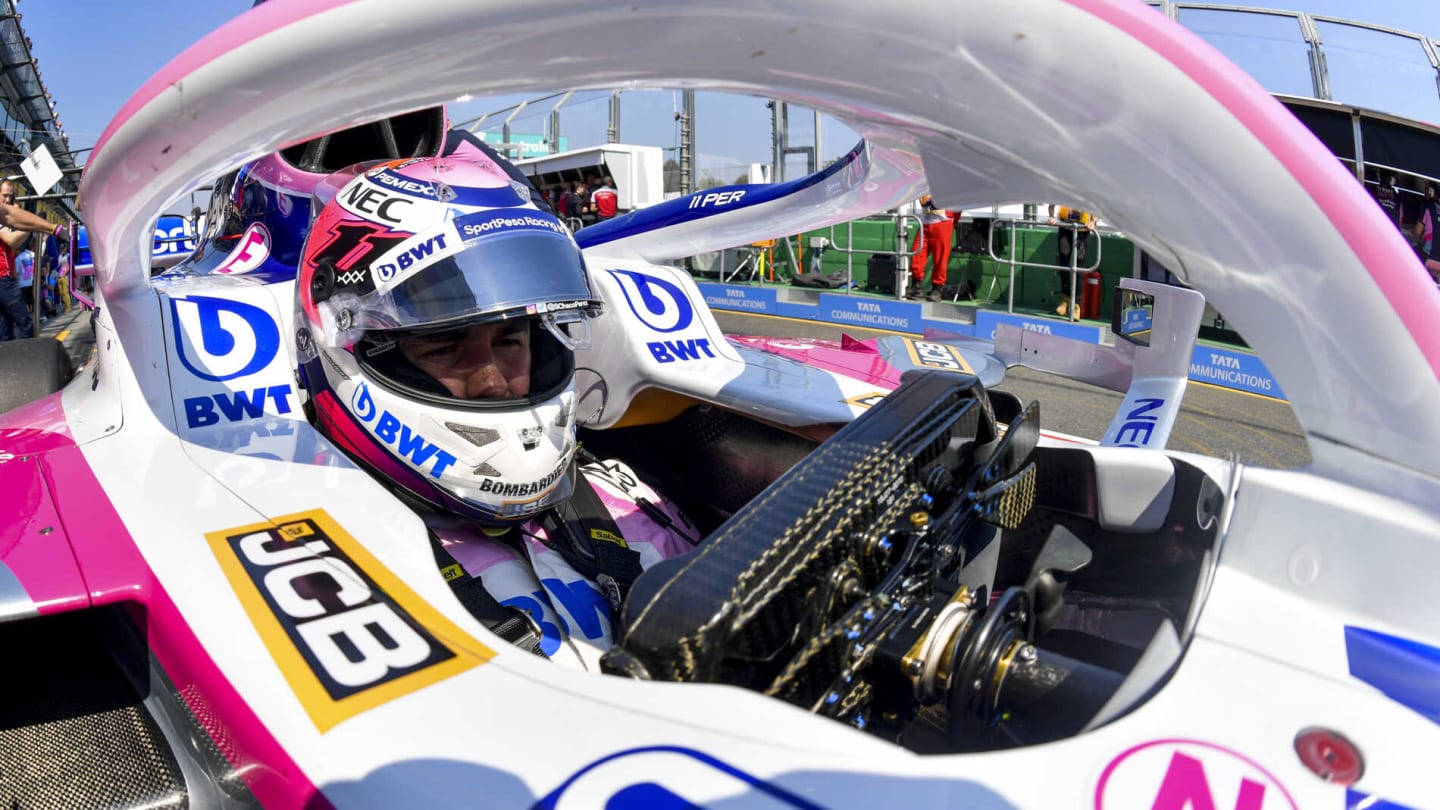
[17, 0, 1440, 200]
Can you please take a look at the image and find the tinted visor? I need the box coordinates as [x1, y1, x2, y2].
[353, 212, 598, 333]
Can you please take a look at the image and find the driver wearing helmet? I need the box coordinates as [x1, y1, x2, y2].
[296, 156, 694, 670]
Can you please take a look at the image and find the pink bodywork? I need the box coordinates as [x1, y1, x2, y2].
[0, 393, 329, 809]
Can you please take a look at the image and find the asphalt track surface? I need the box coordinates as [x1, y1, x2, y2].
[713, 310, 1311, 470]
[32, 304, 1309, 469]
[37, 305, 96, 373]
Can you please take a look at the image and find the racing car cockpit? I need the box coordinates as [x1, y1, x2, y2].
[596, 368, 1223, 755]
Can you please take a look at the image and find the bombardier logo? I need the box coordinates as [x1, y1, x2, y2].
[206, 510, 493, 731]
[476, 461, 566, 498]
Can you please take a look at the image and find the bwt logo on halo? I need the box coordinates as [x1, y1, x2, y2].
[172, 295, 281, 382]
[606, 269, 695, 333]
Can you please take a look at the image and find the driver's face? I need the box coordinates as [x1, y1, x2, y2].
[399, 321, 531, 399]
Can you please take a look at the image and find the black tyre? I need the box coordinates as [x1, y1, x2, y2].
[0, 337, 75, 416]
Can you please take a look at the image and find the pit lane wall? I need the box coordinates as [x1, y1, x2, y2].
[697, 283, 1285, 401]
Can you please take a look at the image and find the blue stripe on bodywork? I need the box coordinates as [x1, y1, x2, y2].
[1346, 788, 1416, 809]
[1345, 625, 1440, 725]
[574, 142, 867, 249]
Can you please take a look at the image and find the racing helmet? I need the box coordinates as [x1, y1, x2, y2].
[296, 156, 602, 524]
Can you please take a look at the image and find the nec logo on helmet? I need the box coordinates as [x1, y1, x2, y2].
[343, 182, 414, 224]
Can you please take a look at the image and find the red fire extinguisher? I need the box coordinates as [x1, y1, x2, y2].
[1081, 270, 1103, 320]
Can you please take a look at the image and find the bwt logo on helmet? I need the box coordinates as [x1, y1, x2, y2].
[172, 295, 281, 382]
[351, 383, 459, 478]
[374, 233, 450, 284]
[454, 210, 568, 239]
[606, 269, 694, 333]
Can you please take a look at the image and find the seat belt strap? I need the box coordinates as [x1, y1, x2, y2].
[429, 532, 547, 656]
[538, 467, 643, 612]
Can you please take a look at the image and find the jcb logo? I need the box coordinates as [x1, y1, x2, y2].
[208, 510, 492, 731]
[905, 340, 974, 374]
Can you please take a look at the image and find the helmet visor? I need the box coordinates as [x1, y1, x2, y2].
[350, 210, 598, 334]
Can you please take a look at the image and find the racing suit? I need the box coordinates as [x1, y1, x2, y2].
[909, 205, 962, 291]
[427, 458, 695, 670]
[591, 184, 618, 219]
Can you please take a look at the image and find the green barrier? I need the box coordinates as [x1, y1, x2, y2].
[773, 221, 1133, 320]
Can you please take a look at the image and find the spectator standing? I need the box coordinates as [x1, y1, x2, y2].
[591, 176, 618, 221]
[0, 179, 69, 340]
[562, 182, 589, 229]
[555, 183, 571, 219]
[56, 248, 72, 313]
[1415, 184, 1440, 284]
[573, 181, 595, 227]
[905, 194, 962, 300]
[15, 248, 37, 325]
[1048, 203, 1099, 320]
[1374, 173, 1402, 229]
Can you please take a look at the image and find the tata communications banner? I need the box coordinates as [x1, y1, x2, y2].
[75, 214, 198, 270]
[698, 285, 1285, 400]
[1189, 345, 1283, 399]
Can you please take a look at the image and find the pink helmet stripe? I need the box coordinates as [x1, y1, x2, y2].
[311, 389, 442, 497]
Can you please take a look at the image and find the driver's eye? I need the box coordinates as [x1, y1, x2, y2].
[418, 342, 459, 359]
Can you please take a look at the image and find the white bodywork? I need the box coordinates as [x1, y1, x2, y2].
[27, 0, 1440, 808]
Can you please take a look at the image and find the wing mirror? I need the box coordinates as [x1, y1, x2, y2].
[1112, 288, 1154, 347]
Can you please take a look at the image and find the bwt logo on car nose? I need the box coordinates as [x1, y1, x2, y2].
[351, 383, 458, 477]
[172, 295, 281, 381]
